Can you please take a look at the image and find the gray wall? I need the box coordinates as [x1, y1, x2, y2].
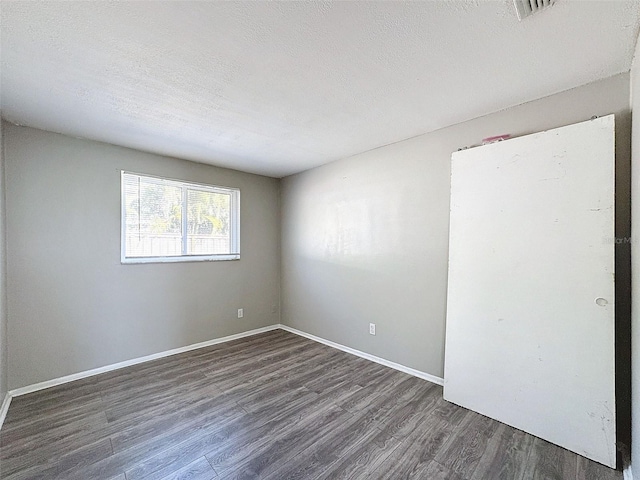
[631, 33, 640, 477]
[0, 118, 6, 401]
[281, 73, 631, 389]
[4, 123, 281, 390]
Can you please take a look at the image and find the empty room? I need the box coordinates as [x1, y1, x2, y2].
[2, 1, 640, 479]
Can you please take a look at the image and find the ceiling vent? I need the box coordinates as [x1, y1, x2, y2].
[514, 0, 555, 21]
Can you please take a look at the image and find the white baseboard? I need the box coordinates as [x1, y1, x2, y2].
[2, 321, 630, 475]
[279, 325, 444, 386]
[3, 322, 443, 431]
[0, 392, 11, 430]
[9, 325, 280, 398]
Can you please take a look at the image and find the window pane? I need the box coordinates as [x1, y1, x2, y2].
[187, 189, 231, 255]
[122, 172, 239, 262]
[124, 175, 183, 257]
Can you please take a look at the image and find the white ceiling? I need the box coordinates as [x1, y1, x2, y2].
[1, 1, 639, 178]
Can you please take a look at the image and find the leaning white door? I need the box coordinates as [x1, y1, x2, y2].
[443, 115, 616, 467]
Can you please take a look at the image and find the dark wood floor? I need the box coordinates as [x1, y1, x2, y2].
[0, 329, 622, 480]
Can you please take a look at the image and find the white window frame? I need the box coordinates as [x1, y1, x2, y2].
[121, 171, 240, 264]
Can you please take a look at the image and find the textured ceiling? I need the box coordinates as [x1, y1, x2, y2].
[1, 1, 639, 178]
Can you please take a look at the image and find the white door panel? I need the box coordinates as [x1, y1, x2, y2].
[444, 115, 616, 467]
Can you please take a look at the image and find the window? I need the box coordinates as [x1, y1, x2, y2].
[121, 172, 240, 263]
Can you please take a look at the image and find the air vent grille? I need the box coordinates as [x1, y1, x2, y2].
[514, 0, 555, 21]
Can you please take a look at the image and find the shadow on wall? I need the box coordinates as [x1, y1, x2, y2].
[613, 110, 632, 462]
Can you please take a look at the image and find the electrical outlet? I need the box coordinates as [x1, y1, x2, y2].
[369, 323, 376, 335]
[238, 308, 244, 318]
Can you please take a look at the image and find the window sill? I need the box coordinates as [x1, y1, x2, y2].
[121, 254, 240, 264]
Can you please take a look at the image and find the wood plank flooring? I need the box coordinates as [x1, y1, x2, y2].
[0, 330, 622, 480]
